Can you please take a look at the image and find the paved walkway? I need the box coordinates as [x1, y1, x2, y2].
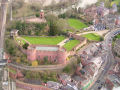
[76, 30, 109, 36]
[57, 38, 69, 47]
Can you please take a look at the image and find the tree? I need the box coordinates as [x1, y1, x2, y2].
[44, 56, 49, 64]
[46, 14, 66, 36]
[36, 13, 40, 17]
[16, 57, 21, 63]
[22, 43, 29, 49]
[32, 61, 38, 66]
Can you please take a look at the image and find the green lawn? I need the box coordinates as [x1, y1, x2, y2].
[82, 33, 102, 41]
[115, 34, 120, 39]
[9, 68, 16, 74]
[15, 37, 26, 45]
[68, 19, 87, 30]
[22, 36, 65, 45]
[111, 0, 120, 6]
[63, 39, 80, 51]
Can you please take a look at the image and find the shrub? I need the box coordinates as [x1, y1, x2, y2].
[22, 43, 29, 49]
[32, 61, 38, 66]
[44, 56, 49, 64]
[36, 13, 40, 17]
[63, 64, 71, 73]
[16, 57, 21, 63]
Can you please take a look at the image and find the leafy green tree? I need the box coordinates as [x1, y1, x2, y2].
[22, 43, 29, 49]
[36, 13, 40, 17]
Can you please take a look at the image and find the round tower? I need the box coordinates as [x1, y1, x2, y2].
[40, 10, 44, 19]
[27, 48, 36, 61]
[57, 48, 67, 64]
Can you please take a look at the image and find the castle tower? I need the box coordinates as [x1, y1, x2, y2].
[40, 10, 44, 19]
[27, 47, 36, 61]
[57, 47, 67, 64]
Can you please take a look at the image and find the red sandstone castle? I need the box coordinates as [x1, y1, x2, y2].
[27, 45, 67, 64]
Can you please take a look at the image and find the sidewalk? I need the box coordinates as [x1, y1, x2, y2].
[76, 30, 109, 36]
[57, 38, 69, 47]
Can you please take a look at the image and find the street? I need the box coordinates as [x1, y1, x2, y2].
[89, 29, 120, 90]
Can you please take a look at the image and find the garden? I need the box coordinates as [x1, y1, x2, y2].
[63, 39, 80, 51]
[111, 0, 120, 6]
[22, 36, 65, 45]
[82, 33, 103, 41]
[67, 18, 88, 30]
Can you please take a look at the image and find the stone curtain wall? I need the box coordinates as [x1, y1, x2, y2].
[27, 45, 67, 64]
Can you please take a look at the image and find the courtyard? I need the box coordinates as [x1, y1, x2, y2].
[22, 36, 65, 45]
[63, 39, 80, 51]
[82, 33, 102, 41]
[67, 18, 88, 30]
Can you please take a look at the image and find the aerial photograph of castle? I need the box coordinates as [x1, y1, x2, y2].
[0, 0, 120, 90]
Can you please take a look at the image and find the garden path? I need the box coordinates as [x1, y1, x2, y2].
[57, 38, 69, 47]
[76, 30, 109, 36]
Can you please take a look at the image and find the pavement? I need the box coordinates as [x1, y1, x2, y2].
[76, 30, 109, 36]
[57, 38, 69, 47]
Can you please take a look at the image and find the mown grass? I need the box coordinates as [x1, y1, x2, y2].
[22, 36, 65, 45]
[67, 18, 88, 30]
[82, 33, 102, 41]
[63, 39, 80, 51]
[15, 37, 26, 45]
[111, 0, 120, 6]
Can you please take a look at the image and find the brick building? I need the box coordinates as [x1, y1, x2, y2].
[27, 45, 67, 64]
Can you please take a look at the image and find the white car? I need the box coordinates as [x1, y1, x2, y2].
[2, 82, 8, 86]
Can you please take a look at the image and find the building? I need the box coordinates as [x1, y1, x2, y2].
[26, 11, 46, 23]
[10, 29, 19, 37]
[27, 45, 67, 64]
[113, 39, 120, 56]
[40, 10, 44, 19]
[115, 16, 120, 25]
[47, 81, 62, 90]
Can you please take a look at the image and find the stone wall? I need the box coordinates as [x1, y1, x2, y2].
[16, 80, 51, 90]
[27, 45, 67, 64]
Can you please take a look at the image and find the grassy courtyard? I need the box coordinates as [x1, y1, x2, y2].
[63, 39, 80, 51]
[115, 34, 120, 39]
[22, 36, 65, 45]
[82, 33, 102, 41]
[15, 37, 26, 46]
[67, 19, 88, 30]
[111, 0, 120, 6]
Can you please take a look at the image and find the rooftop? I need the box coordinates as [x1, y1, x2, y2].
[36, 46, 59, 51]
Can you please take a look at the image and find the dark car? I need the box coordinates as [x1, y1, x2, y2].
[98, 86, 102, 89]
[96, 80, 100, 83]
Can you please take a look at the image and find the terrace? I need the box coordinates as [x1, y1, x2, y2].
[22, 36, 65, 45]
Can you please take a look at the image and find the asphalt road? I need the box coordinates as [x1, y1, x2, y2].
[89, 29, 120, 90]
[0, 0, 8, 90]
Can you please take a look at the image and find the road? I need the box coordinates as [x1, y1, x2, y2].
[0, 0, 8, 90]
[7, 63, 66, 71]
[89, 29, 120, 90]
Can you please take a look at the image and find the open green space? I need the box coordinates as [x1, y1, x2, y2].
[67, 19, 88, 30]
[63, 39, 80, 51]
[22, 36, 65, 45]
[115, 34, 120, 39]
[111, 0, 120, 6]
[9, 68, 17, 74]
[15, 37, 26, 46]
[82, 33, 102, 41]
